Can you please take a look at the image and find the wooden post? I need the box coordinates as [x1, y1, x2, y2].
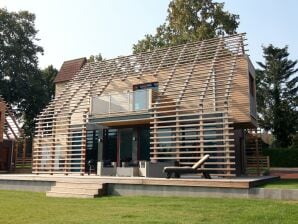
[13, 141, 18, 170]
[81, 114, 87, 175]
[255, 130, 260, 176]
[175, 104, 180, 162]
[22, 139, 26, 168]
[199, 113, 204, 169]
[223, 111, 231, 176]
[152, 106, 158, 162]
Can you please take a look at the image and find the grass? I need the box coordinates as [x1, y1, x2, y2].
[0, 190, 297, 224]
[260, 179, 298, 189]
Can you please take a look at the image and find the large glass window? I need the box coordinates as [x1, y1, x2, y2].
[139, 127, 150, 161]
[133, 90, 148, 111]
[119, 128, 133, 164]
[249, 73, 257, 117]
[103, 129, 117, 164]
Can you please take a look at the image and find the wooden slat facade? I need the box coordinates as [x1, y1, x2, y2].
[33, 34, 257, 176]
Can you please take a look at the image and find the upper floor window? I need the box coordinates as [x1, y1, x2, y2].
[249, 73, 257, 117]
[249, 73, 255, 97]
[133, 82, 158, 91]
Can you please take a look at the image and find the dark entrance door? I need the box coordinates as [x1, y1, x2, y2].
[139, 127, 150, 161]
[85, 130, 99, 173]
[102, 129, 117, 166]
[119, 128, 133, 166]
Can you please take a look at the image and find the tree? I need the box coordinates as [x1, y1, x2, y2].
[0, 8, 57, 137]
[256, 45, 298, 147]
[22, 65, 58, 137]
[88, 53, 103, 63]
[133, 0, 239, 53]
[0, 8, 43, 105]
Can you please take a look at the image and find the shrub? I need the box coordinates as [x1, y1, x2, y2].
[262, 147, 298, 167]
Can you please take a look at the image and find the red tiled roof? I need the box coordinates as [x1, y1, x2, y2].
[54, 58, 87, 83]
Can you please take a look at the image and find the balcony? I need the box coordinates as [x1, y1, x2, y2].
[90, 89, 156, 117]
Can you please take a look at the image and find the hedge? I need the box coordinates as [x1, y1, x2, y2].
[262, 148, 298, 167]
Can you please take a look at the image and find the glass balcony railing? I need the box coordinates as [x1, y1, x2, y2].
[90, 89, 155, 116]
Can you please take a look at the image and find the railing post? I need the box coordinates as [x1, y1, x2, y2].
[89, 97, 93, 116]
[109, 95, 111, 114]
[128, 92, 131, 112]
[148, 89, 152, 109]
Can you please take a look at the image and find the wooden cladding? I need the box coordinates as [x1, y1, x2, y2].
[0, 99, 5, 142]
[33, 34, 252, 176]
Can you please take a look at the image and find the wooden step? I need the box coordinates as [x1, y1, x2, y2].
[46, 192, 98, 198]
[50, 186, 101, 195]
[54, 182, 102, 189]
[46, 181, 106, 198]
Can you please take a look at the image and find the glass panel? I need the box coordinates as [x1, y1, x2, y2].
[120, 128, 133, 164]
[71, 131, 82, 172]
[249, 74, 257, 117]
[133, 82, 158, 91]
[85, 130, 99, 171]
[157, 128, 175, 160]
[103, 129, 117, 165]
[91, 89, 152, 115]
[139, 127, 150, 161]
[133, 90, 147, 111]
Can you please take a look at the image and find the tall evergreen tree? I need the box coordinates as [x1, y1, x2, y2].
[256, 45, 298, 147]
[133, 0, 239, 53]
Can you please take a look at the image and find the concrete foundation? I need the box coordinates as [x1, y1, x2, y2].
[0, 179, 54, 192]
[0, 174, 296, 200]
[107, 184, 298, 200]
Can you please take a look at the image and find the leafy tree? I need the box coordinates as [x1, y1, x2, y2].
[88, 53, 103, 62]
[0, 8, 43, 105]
[22, 65, 57, 137]
[0, 8, 57, 137]
[133, 0, 239, 53]
[256, 45, 298, 147]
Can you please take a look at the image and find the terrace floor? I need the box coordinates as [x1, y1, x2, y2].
[2, 174, 297, 200]
[0, 174, 278, 189]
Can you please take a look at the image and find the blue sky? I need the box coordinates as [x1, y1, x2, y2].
[1, 0, 297, 70]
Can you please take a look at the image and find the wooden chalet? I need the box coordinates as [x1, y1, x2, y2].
[33, 33, 259, 177]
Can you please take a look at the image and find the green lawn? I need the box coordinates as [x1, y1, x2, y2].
[260, 179, 298, 189]
[0, 190, 297, 224]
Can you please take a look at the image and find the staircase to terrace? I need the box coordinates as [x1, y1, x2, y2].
[46, 179, 106, 198]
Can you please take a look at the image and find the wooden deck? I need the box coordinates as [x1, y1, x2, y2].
[0, 174, 279, 189]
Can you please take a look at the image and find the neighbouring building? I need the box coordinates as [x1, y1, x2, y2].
[33, 34, 259, 177]
[0, 96, 24, 171]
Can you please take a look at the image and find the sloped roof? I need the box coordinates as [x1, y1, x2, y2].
[54, 57, 87, 83]
[42, 34, 247, 115]
[0, 96, 22, 140]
